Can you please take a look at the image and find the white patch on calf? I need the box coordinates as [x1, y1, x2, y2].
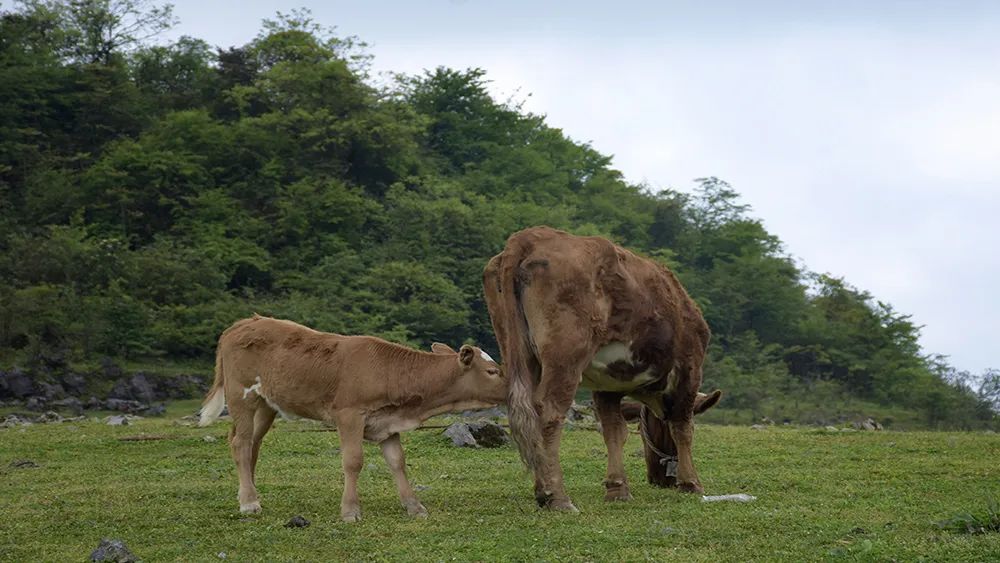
[242, 377, 262, 399]
[479, 350, 495, 363]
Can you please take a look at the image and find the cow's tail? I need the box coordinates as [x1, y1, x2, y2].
[493, 245, 544, 472]
[198, 347, 226, 427]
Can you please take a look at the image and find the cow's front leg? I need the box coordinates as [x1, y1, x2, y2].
[335, 411, 365, 522]
[534, 364, 581, 512]
[668, 413, 703, 493]
[593, 391, 631, 501]
[380, 433, 427, 518]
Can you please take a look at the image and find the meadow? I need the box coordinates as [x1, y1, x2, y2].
[1, 401, 998, 562]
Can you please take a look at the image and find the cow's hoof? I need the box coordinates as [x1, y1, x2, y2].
[341, 509, 362, 523]
[239, 501, 261, 514]
[405, 501, 428, 518]
[604, 488, 633, 502]
[677, 481, 704, 494]
[546, 498, 580, 513]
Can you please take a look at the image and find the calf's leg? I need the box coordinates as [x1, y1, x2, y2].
[250, 405, 277, 485]
[593, 391, 632, 501]
[229, 407, 261, 513]
[335, 411, 365, 522]
[380, 433, 427, 518]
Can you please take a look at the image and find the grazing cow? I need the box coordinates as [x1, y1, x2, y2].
[199, 315, 506, 522]
[483, 226, 721, 512]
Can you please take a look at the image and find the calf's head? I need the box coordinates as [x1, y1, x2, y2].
[431, 342, 507, 404]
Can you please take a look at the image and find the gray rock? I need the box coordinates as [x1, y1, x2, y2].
[853, 418, 883, 431]
[35, 411, 64, 424]
[0, 368, 35, 399]
[566, 402, 594, 422]
[750, 424, 767, 430]
[825, 426, 839, 432]
[1, 414, 33, 428]
[105, 415, 130, 426]
[90, 538, 137, 562]
[25, 396, 48, 412]
[143, 403, 167, 417]
[104, 398, 148, 414]
[444, 421, 509, 448]
[461, 406, 506, 419]
[52, 397, 84, 415]
[284, 515, 311, 528]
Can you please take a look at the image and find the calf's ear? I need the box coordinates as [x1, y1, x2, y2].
[458, 345, 475, 367]
[431, 342, 456, 354]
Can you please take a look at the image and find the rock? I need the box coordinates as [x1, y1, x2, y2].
[25, 396, 48, 412]
[202, 435, 218, 443]
[9, 459, 39, 469]
[143, 403, 167, 417]
[853, 418, 883, 431]
[104, 399, 149, 414]
[0, 368, 36, 399]
[284, 515, 311, 528]
[566, 402, 595, 422]
[105, 415, 140, 426]
[1, 414, 33, 428]
[825, 426, 839, 432]
[37, 381, 66, 401]
[52, 397, 84, 415]
[59, 372, 88, 396]
[35, 411, 64, 424]
[444, 421, 509, 448]
[90, 538, 137, 562]
[110, 374, 156, 404]
[460, 406, 506, 419]
[750, 424, 767, 430]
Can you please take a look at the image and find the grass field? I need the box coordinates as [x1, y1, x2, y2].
[2, 400, 998, 562]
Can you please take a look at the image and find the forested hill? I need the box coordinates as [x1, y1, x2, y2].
[1, 3, 996, 429]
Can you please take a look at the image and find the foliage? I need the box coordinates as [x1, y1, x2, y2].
[0, 0, 995, 428]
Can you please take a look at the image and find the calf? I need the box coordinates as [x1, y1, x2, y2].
[199, 315, 506, 522]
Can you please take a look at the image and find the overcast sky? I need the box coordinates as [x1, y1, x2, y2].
[164, 0, 999, 374]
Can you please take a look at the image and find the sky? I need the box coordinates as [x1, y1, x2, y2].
[164, 0, 1000, 374]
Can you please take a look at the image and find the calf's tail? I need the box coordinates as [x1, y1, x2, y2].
[198, 348, 226, 427]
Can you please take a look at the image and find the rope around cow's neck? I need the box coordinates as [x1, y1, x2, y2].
[638, 405, 679, 476]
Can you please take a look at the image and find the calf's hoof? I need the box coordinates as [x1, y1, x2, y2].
[341, 508, 362, 523]
[239, 501, 261, 514]
[677, 481, 704, 494]
[404, 501, 428, 518]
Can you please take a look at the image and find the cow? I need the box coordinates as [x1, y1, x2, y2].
[198, 315, 506, 522]
[483, 226, 722, 512]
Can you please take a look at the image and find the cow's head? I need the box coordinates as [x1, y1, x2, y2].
[431, 342, 507, 404]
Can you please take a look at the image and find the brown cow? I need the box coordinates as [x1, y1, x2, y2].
[483, 226, 721, 511]
[199, 315, 506, 522]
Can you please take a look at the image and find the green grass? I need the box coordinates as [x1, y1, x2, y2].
[2, 402, 999, 562]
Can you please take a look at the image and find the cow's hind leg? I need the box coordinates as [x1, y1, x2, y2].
[593, 391, 632, 501]
[534, 358, 587, 512]
[335, 410, 365, 522]
[380, 433, 427, 518]
[250, 405, 277, 485]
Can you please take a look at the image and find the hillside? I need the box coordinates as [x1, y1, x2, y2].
[0, 2, 997, 429]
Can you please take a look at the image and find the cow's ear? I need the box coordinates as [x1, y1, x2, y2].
[458, 345, 475, 367]
[693, 389, 722, 415]
[431, 342, 456, 354]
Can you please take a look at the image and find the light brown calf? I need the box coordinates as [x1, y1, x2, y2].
[199, 315, 506, 522]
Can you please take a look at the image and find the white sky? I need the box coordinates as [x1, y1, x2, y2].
[164, 0, 1000, 374]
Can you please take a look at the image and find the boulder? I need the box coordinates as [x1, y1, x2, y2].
[0, 368, 35, 399]
[90, 538, 137, 562]
[443, 421, 509, 448]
